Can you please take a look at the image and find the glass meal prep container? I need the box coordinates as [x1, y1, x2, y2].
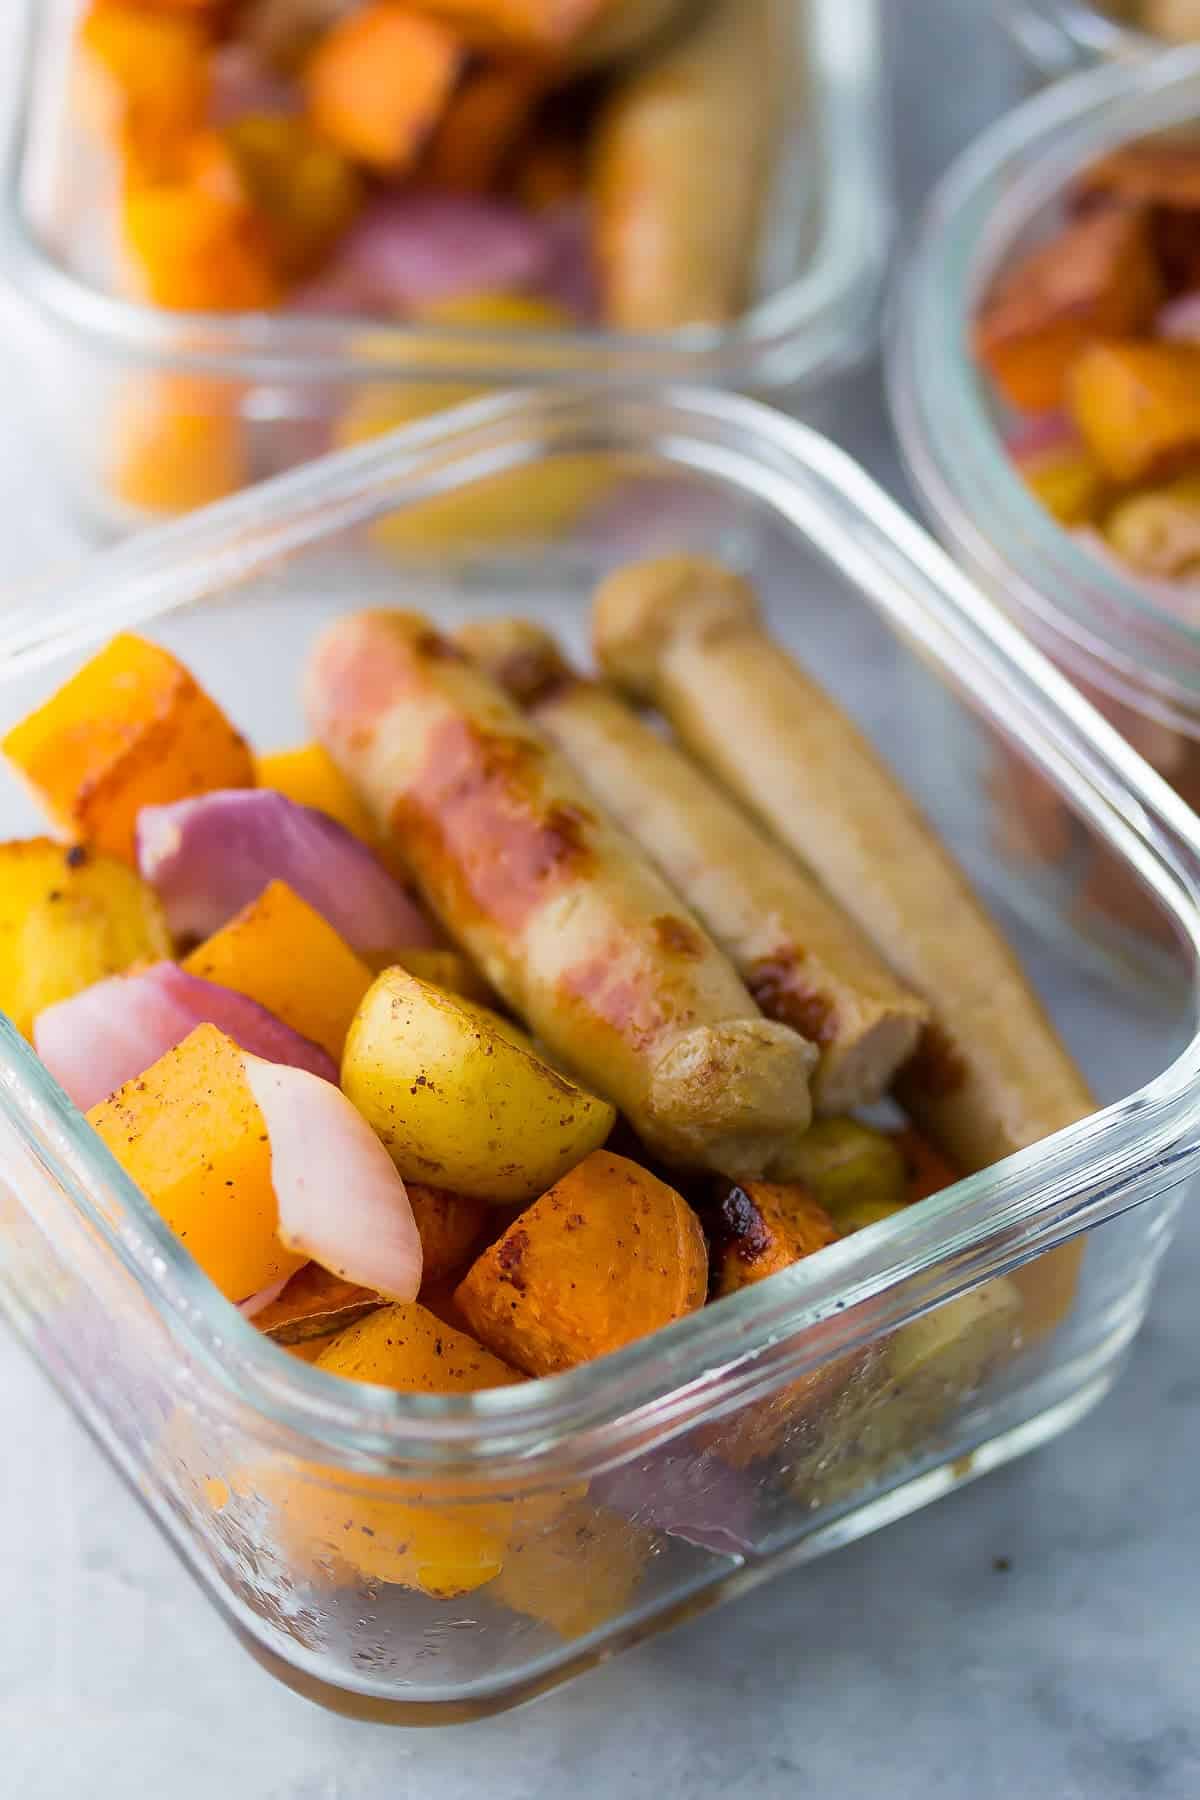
[1, 388, 1199, 1721]
[0, 0, 889, 540]
[889, 49, 1200, 968]
[999, 1, 1192, 81]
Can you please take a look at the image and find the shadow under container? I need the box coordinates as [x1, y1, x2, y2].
[2, 390, 1200, 1721]
[889, 48, 1200, 970]
[0, 0, 890, 537]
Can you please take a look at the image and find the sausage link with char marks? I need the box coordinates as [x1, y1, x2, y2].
[457, 616, 928, 1114]
[305, 609, 818, 1177]
[590, 558, 1096, 1177]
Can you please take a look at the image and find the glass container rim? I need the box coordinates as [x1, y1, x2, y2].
[887, 45, 1200, 730]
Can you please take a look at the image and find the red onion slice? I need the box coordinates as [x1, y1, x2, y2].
[593, 1440, 756, 1557]
[329, 192, 558, 313]
[136, 788, 434, 952]
[34, 962, 336, 1112]
[242, 1056, 423, 1302]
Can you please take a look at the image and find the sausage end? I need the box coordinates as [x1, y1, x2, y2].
[592, 555, 761, 698]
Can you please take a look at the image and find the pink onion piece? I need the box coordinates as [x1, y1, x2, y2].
[538, 205, 600, 323]
[242, 1056, 422, 1302]
[136, 788, 435, 952]
[1157, 292, 1200, 342]
[34, 962, 336, 1112]
[329, 192, 557, 314]
[593, 1440, 756, 1557]
[1004, 410, 1079, 465]
[238, 1272, 291, 1319]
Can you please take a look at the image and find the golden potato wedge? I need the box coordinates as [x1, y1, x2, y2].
[0, 837, 171, 1040]
[341, 966, 615, 1201]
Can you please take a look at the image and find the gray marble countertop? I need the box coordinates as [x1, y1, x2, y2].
[1, 4, 1198, 1796]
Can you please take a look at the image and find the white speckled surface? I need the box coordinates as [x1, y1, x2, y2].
[1, 4, 1199, 1795]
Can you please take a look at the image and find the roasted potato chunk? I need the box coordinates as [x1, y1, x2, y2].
[0, 838, 170, 1041]
[341, 966, 615, 1201]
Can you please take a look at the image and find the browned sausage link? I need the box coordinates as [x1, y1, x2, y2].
[458, 616, 929, 1115]
[591, 558, 1096, 1175]
[589, 0, 780, 329]
[305, 608, 818, 1176]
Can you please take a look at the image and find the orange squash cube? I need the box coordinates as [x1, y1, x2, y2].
[306, 4, 462, 174]
[974, 207, 1163, 415]
[87, 1023, 306, 1301]
[122, 131, 281, 312]
[254, 743, 379, 845]
[182, 880, 373, 1061]
[3, 632, 254, 864]
[1068, 339, 1200, 483]
[108, 373, 247, 516]
[79, 2, 212, 166]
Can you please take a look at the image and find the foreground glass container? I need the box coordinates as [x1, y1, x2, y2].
[0, 0, 889, 536]
[1, 389, 1199, 1722]
[889, 49, 1200, 964]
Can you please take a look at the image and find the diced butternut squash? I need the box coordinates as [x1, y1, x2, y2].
[79, 2, 212, 166]
[492, 1498, 653, 1638]
[0, 838, 171, 1041]
[3, 632, 254, 864]
[710, 1179, 838, 1298]
[254, 743, 379, 845]
[455, 1151, 707, 1375]
[408, 1183, 489, 1283]
[223, 113, 363, 280]
[974, 207, 1163, 414]
[305, 5, 462, 175]
[422, 57, 548, 193]
[87, 1023, 306, 1300]
[1067, 339, 1200, 483]
[893, 1127, 960, 1206]
[182, 880, 373, 1061]
[108, 373, 247, 516]
[122, 131, 281, 311]
[1075, 137, 1200, 211]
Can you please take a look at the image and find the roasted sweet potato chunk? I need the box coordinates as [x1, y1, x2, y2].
[455, 1150, 707, 1374]
[407, 1182, 489, 1283]
[974, 207, 1164, 414]
[3, 633, 254, 863]
[122, 130, 281, 311]
[305, 4, 462, 174]
[1068, 339, 1200, 482]
[710, 1180, 838, 1298]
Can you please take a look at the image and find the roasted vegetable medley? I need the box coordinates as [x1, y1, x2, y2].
[974, 130, 1200, 593]
[77, 0, 777, 331]
[0, 555, 1093, 1613]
